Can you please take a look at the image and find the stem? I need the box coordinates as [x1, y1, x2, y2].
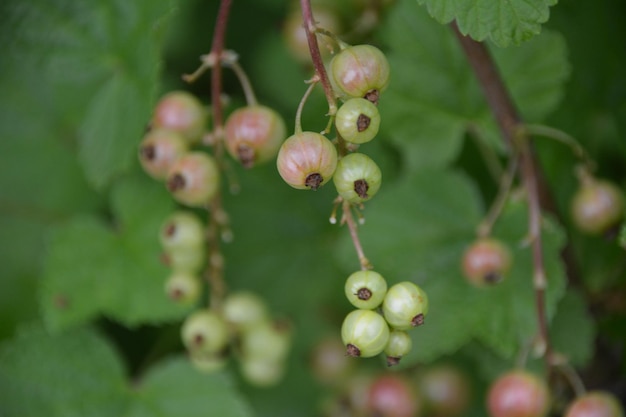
[451, 22, 552, 363]
[295, 76, 319, 134]
[300, 0, 338, 117]
[221, 50, 258, 106]
[210, 0, 232, 134]
[477, 156, 518, 238]
[342, 200, 372, 270]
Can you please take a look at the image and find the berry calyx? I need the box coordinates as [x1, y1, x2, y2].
[181, 310, 229, 355]
[462, 237, 512, 287]
[344, 270, 388, 309]
[564, 391, 624, 417]
[571, 177, 625, 236]
[224, 105, 287, 168]
[276, 131, 338, 190]
[487, 370, 550, 417]
[384, 330, 412, 366]
[166, 151, 220, 207]
[335, 98, 381, 144]
[333, 153, 382, 204]
[341, 309, 390, 358]
[328, 44, 390, 104]
[152, 91, 207, 143]
[159, 211, 205, 252]
[138, 129, 188, 180]
[382, 281, 429, 330]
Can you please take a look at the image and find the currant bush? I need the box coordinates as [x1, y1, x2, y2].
[333, 152, 382, 204]
[224, 105, 287, 168]
[276, 131, 338, 190]
[461, 237, 513, 286]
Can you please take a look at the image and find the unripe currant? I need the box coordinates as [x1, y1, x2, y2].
[335, 98, 381, 144]
[382, 281, 429, 330]
[222, 291, 269, 329]
[341, 309, 390, 358]
[224, 105, 287, 168]
[162, 245, 205, 274]
[384, 330, 412, 366]
[461, 237, 512, 287]
[138, 129, 188, 180]
[276, 131, 338, 190]
[189, 352, 229, 373]
[329, 44, 390, 104]
[344, 270, 388, 309]
[240, 356, 285, 387]
[152, 91, 207, 143]
[571, 177, 625, 236]
[240, 319, 292, 362]
[166, 151, 220, 207]
[164, 271, 201, 305]
[159, 211, 205, 252]
[333, 153, 382, 204]
[181, 309, 229, 355]
[283, 6, 341, 64]
[487, 370, 550, 417]
[564, 391, 624, 417]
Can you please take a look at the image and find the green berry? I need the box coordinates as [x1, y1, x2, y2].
[341, 309, 390, 358]
[333, 153, 382, 204]
[189, 351, 229, 373]
[240, 356, 285, 387]
[571, 177, 625, 235]
[222, 291, 269, 329]
[163, 245, 205, 274]
[138, 129, 188, 180]
[164, 271, 201, 305]
[329, 44, 390, 104]
[335, 98, 381, 144]
[159, 211, 205, 252]
[224, 105, 287, 168]
[240, 320, 291, 362]
[152, 91, 207, 143]
[276, 131, 338, 190]
[181, 309, 229, 355]
[344, 270, 388, 309]
[384, 330, 412, 366]
[461, 238, 512, 287]
[166, 151, 220, 207]
[382, 281, 428, 330]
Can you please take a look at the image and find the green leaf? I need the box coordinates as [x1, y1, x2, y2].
[2, 0, 176, 189]
[379, 1, 569, 169]
[40, 175, 189, 332]
[0, 325, 129, 417]
[550, 289, 596, 366]
[128, 358, 254, 417]
[0, 325, 254, 417]
[415, 0, 557, 47]
[334, 170, 567, 364]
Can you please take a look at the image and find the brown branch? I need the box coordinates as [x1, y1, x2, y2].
[451, 22, 553, 363]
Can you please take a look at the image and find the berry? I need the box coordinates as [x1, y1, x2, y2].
[462, 238, 512, 286]
[487, 370, 549, 417]
[309, 335, 354, 385]
[138, 129, 188, 180]
[564, 391, 624, 417]
[283, 6, 341, 64]
[333, 153, 382, 204]
[222, 291, 269, 329]
[382, 281, 428, 330]
[224, 105, 287, 168]
[240, 319, 292, 362]
[166, 151, 220, 207]
[367, 374, 421, 417]
[152, 91, 207, 143]
[328, 44, 390, 104]
[240, 356, 285, 387]
[181, 309, 229, 355]
[335, 98, 381, 144]
[159, 211, 205, 252]
[384, 330, 412, 366]
[344, 270, 388, 309]
[276, 131, 338, 190]
[571, 178, 625, 235]
[419, 364, 471, 417]
[341, 309, 390, 358]
[164, 271, 201, 304]
[162, 245, 205, 274]
[189, 351, 229, 373]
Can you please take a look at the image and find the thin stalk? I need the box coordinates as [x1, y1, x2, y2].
[342, 200, 372, 270]
[477, 156, 519, 238]
[295, 76, 319, 134]
[221, 50, 258, 106]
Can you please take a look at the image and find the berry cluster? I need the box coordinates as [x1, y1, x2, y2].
[341, 270, 428, 366]
[182, 291, 292, 387]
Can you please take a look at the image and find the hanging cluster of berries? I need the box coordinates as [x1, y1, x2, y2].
[181, 291, 292, 387]
[342, 273, 428, 366]
[138, 76, 292, 386]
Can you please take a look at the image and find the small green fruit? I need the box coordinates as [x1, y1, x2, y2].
[341, 309, 390, 358]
